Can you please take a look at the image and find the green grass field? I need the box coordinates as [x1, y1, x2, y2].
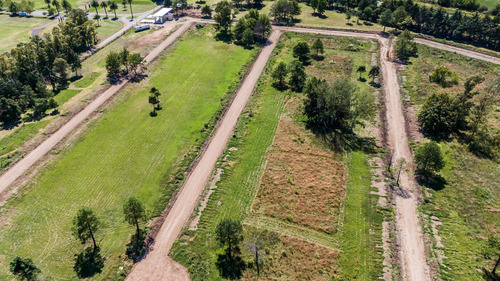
[171, 32, 383, 280]
[42, 18, 123, 42]
[419, 142, 500, 280]
[0, 15, 49, 53]
[402, 41, 500, 280]
[0, 27, 255, 280]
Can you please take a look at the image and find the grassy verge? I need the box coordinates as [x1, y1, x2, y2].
[0, 27, 255, 280]
[401, 40, 500, 280]
[0, 15, 49, 53]
[172, 32, 383, 280]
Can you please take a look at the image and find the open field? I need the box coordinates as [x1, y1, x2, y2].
[403, 44, 500, 107]
[171, 32, 384, 280]
[295, 3, 383, 31]
[401, 43, 500, 280]
[0, 15, 49, 53]
[42, 18, 123, 42]
[0, 26, 255, 280]
[0, 25, 177, 169]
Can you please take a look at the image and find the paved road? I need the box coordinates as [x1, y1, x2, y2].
[0, 21, 193, 199]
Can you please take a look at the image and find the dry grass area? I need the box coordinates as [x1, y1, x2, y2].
[242, 235, 338, 281]
[252, 100, 345, 234]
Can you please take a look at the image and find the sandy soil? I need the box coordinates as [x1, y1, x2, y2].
[0, 21, 193, 200]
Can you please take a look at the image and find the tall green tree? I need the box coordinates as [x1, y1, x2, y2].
[368, 66, 380, 83]
[214, 0, 233, 31]
[201, 4, 211, 17]
[123, 197, 146, 254]
[91, 0, 99, 18]
[272, 62, 288, 86]
[357, 65, 366, 80]
[310, 0, 318, 13]
[127, 0, 133, 19]
[311, 38, 324, 57]
[62, 0, 71, 13]
[394, 30, 418, 62]
[414, 141, 445, 174]
[292, 41, 310, 63]
[288, 60, 307, 92]
[317, 0, 327, 15]
[72, 207, 101, 253]
[52, 0, 60, 14]
[9, 257, 41, 281]
[215, 219, 246, 280]
[379, 9, 393, 32]
[110, 1, 118, 18]
[100, 1, 108, 18]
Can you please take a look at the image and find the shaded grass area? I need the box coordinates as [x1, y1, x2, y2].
[420, 142, 500, 280]
[73, 72, 101, 88]
[0, 28, 255, 280]
[0, 15, 49, 53]
[0, 120, 50, 158]
[53, 89, 82, 104]
[172, 33, 383, 280]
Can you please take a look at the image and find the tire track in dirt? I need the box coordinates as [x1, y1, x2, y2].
[125, 29, 282, 281]
[0, 21, 193, 199]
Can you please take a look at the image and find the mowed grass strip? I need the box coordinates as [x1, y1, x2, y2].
[0, 15, 49, 53]
[0, 28, 254, 280]
[171, 55, 286, 280]
[172, 33, 384, 280]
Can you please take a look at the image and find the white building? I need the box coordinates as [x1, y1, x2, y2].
[152, 7, 174, 24]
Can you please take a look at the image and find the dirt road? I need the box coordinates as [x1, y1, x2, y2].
[0, 21, 193, 198]
[414, 38, 500, 65]
[125, 30, 282, 281]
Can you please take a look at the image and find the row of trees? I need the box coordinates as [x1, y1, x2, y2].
[43, 0, 72, 15]
[269, 0, 301, 24]
[0, 9, 97, 124]
[105, 47, 146, 81]
[377, 0, 500, 50]
[8, 197, 147, 280]
[90, 0, 120, 19]
[1, 0, 35, 14]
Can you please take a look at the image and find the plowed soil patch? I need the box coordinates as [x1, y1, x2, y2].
[253, 102, 345, 233]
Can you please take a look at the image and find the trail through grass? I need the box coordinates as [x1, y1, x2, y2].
[0, 28, 255, 280]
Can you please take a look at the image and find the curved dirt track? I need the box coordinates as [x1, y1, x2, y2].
[0, 21, 193, 199]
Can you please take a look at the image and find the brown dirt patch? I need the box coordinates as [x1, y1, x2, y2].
[252, 99, 345, 234]
[243, 235, 338, 281]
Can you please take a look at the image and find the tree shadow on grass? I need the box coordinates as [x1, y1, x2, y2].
[74, 247, 105, 279]
[415, 171, 447, 191]
[126, 229, 148, 262]
[307, 124, 378, 153]
[215, 31, 233, 44]
[482, 268, 500, 281]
